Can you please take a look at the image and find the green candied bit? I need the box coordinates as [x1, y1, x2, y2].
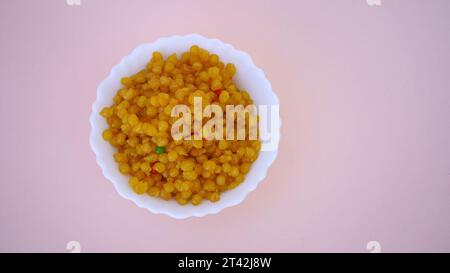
[155, 146, 165, 154]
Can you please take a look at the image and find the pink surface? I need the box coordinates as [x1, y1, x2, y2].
[0, 0, 449, 252]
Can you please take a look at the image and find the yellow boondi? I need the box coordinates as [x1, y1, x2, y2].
[100, 45, 261, 206]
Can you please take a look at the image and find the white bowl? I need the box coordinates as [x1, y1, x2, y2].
[90, 34, 280, 219]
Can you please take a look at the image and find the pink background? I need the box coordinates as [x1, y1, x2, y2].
[0, 0, 449, 252]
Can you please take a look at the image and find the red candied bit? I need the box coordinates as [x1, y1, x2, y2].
[214, 89, 222, 98]
[151, 163, 159, 174]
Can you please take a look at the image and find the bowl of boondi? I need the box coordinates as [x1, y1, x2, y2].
[90, 34, 280, 219]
